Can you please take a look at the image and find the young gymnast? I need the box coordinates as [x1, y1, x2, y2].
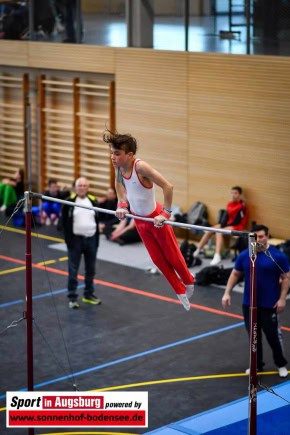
[103, 130, 194, 311]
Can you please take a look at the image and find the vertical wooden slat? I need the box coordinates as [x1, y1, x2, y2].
[37, 74, 46, 192]
[73, 78, 80, 180]
[0, 74, 25, 179]
[109, 80, 116, 188]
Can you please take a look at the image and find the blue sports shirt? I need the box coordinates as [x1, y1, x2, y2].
[235, 245, 289, 308]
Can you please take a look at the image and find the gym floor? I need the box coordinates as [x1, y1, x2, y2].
[0, 217, 289, 435]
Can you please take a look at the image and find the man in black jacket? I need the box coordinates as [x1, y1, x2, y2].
[62, 177, 100, 309]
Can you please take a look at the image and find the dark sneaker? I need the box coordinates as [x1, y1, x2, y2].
[82, 294, 101, 305]
[68, 301, 80, 309]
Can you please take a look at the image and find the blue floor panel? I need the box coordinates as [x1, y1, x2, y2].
[146, 381, 290, 435]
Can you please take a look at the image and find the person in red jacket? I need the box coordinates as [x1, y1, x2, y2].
[194, 186, 248, 265]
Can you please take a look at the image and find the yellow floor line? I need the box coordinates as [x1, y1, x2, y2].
[0, 257, 68, 275]
[90, 372, 254, 392]
[37, 259, 57, 266]
[37, 258, 68, 265]
[0, 225, 64, 242]
[0, 266, 26, 275]
[0, 371, 282, 415]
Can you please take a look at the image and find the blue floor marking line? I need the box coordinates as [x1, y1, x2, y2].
[0, 299, 24, 308]
[32, 285, 84, 300]
[32, 289, 67, 299]
[0, 285, 85, 308]
[0, 321, 244, 399]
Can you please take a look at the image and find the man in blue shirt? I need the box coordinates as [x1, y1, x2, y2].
[222, 224, 289, 378]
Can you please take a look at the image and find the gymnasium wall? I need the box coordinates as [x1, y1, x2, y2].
[0, 41, 289, 238]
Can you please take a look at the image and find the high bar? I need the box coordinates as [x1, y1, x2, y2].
[28, 191, 249, 237]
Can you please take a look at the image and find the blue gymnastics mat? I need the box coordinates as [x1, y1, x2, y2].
[146, 381, 290, 435]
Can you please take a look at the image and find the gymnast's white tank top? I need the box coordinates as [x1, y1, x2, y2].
[121, 159, 156, 216]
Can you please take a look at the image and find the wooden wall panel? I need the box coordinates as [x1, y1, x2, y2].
[37, 75, 113, 196]
[0, 74, 26, 179]
[188, 53, 290, 237]
[0, 41, 115, 74]
[115, 48, 189, 207]
[1, 42, 290, 237]
[27, 43, 115, 74]
[0, 41, 29, 66]
[0, 68, 114, 198]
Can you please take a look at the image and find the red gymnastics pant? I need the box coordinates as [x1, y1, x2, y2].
[134, 203, 194, 295]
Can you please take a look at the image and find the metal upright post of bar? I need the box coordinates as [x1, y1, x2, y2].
[76, 0, 82, 44]
[24, 191, 35, 435]
[184, 0, 190, 51]
[24, 91, 32, 192]
[28, 0, 35, 41]
[245, 0, 251, 54]
[248, 231, 257, 435]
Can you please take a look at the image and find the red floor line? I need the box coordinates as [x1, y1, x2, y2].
[93, 278, 244, 320]
[0, 254, 27, 265]
[1, 254, 290, 331]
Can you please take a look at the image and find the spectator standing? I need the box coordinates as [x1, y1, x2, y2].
[222, 224, 289, 378]
[59, 0, 83, 43]
[62, 177, 100, 309]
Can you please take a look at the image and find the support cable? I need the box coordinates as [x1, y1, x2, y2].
[29, 214, 80, 391]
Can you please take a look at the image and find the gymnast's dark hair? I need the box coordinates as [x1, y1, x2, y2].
[103, 129, 137, 154]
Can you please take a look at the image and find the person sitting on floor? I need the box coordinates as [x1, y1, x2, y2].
[41, 178, 70, 226]
[104, 217, 141, 246]
[194, 186, 248, 265]
[0, 168, 24, 213]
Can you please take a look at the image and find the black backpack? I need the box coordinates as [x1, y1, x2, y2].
[195, 266, 236, 286]
[174, 201, 209, 235]
[231, 236, 249, 260]
[179, 240, 202, 267]
[186, 202, 208, 226]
